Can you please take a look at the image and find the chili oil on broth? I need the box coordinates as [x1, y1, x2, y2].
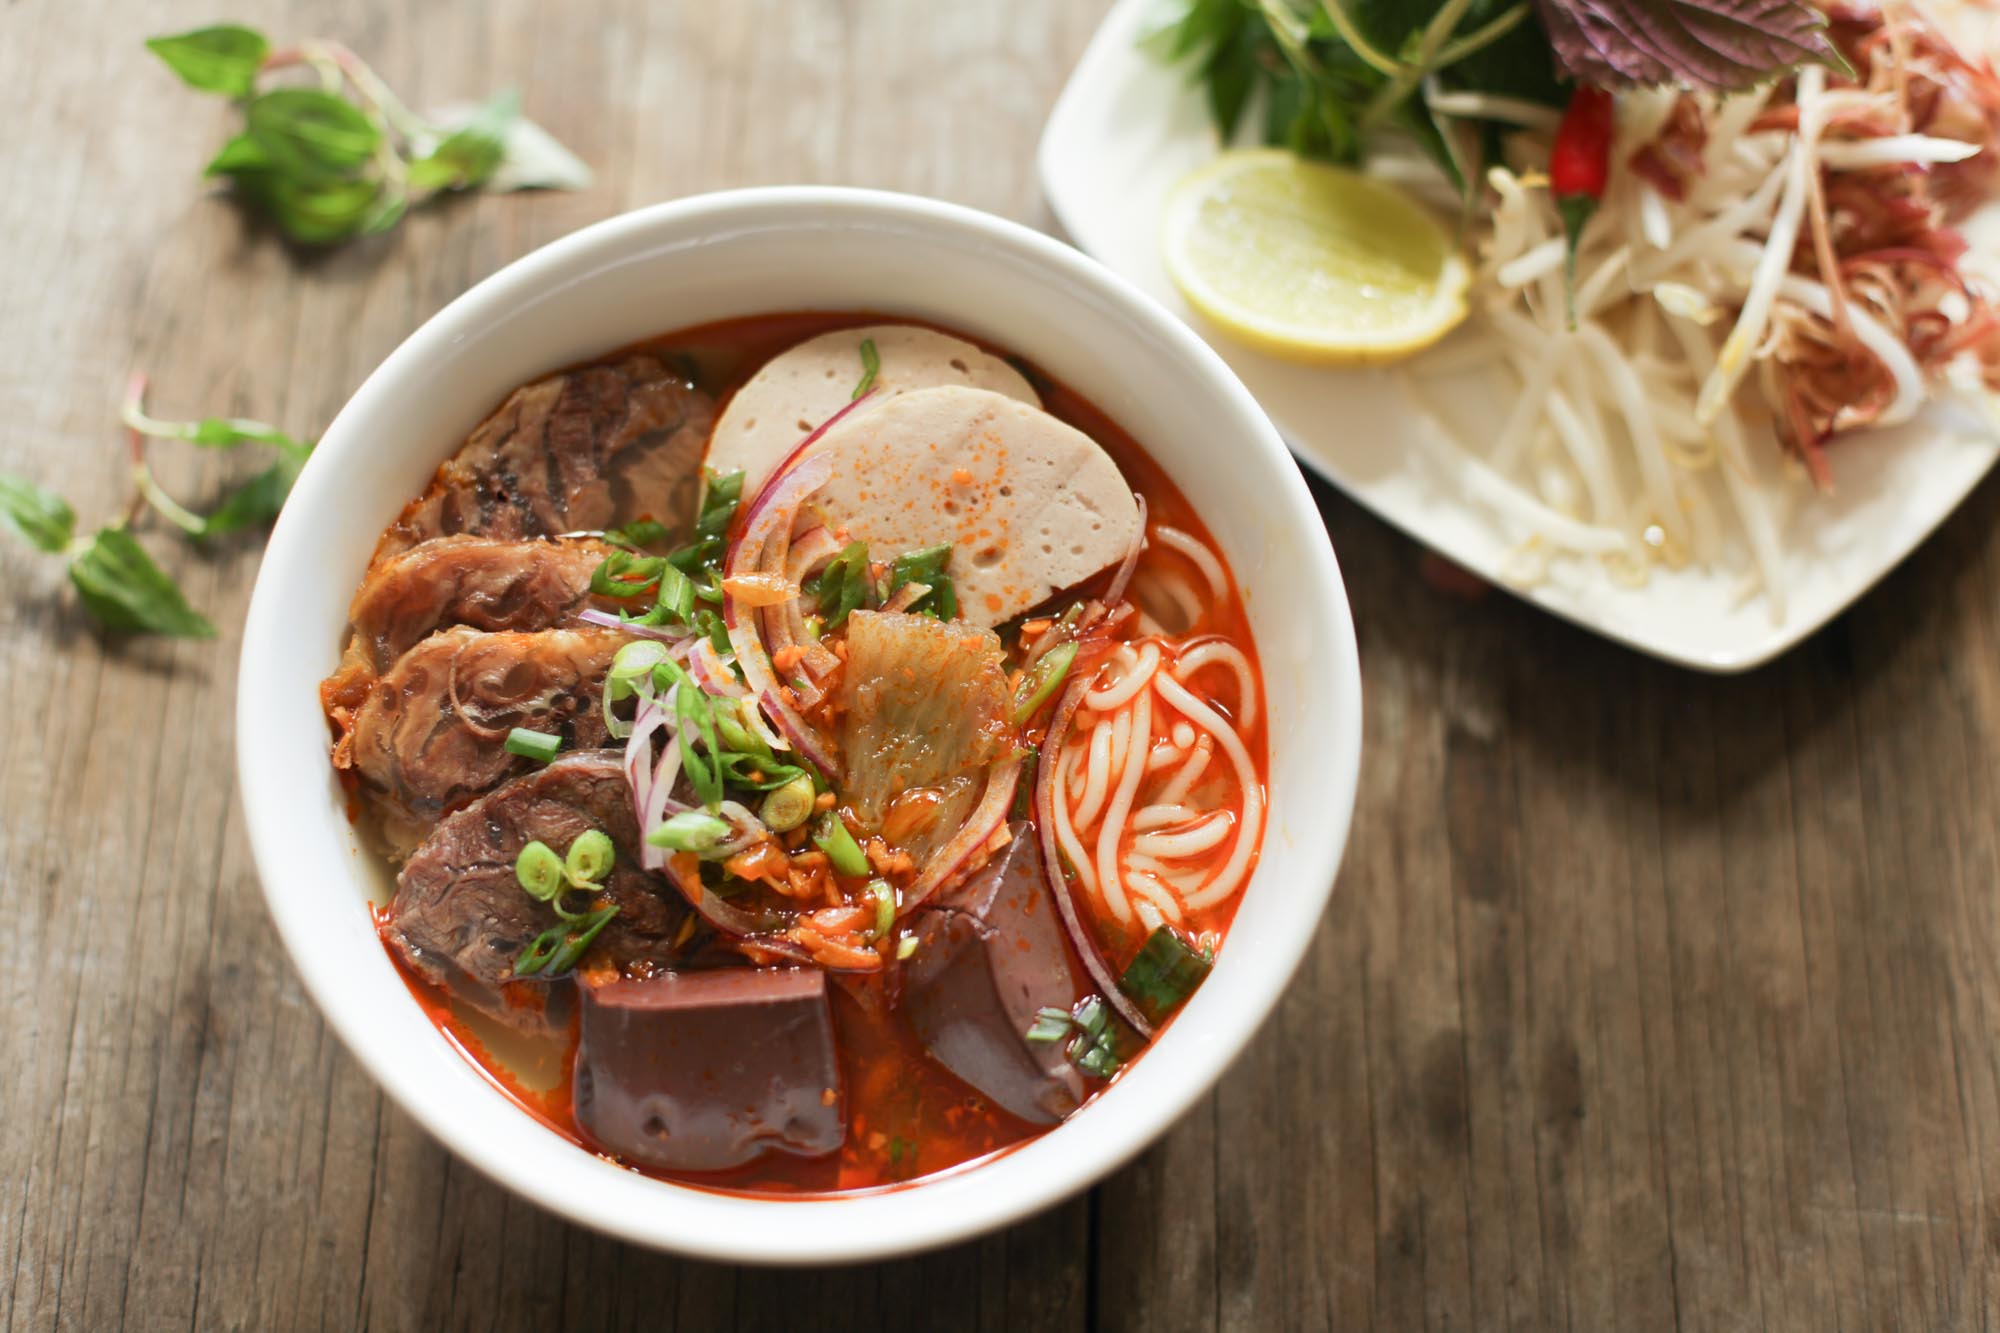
[356, 311, 1268, 1196]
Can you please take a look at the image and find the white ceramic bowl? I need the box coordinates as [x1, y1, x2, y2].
[237, 187, 1362, 1263]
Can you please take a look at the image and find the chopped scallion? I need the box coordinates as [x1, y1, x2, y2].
[1118, 925, 1213, 1024]
[895, 935, 919, 961]
[865, 879, 896, 940]
[1012, 641, 1078, 725]
[646, 810, 732, 855]
[1024, 1006, 1074, 1042]
[564, 829, 616, 885]
[813, 812, 871, 878]
[852, 338, 880, 399]
[760, 774, 816, 832]
[504, 727, 562, 763]
[514, 840, 567, 902]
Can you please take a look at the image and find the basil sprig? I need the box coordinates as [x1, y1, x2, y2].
[145, 23, 590, 248]
[0, 378, 315, 638]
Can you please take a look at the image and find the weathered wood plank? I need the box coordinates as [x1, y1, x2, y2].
[7, 0, 2000, 1328]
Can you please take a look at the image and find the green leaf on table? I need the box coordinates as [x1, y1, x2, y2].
[192, 451, 308, 539]
[185, 417, 310, 452]
[204, 132, 271, 177]
[244, 88, 381, 180]
[0, 472, 76, 554]
[145, 24, 269, 100]
[67, 528, 216, 638]
[423, 99, 593, 192]
[232, 171, 386, 246]
[409, 89, 518, 193]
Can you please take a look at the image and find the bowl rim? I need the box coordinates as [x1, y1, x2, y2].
[236, 184, 1362, 1263]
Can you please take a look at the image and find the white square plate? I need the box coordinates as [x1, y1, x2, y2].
[1039, 0, 2000, 672]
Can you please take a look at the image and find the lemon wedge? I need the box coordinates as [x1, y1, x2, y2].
[1163, 149, 1471, 365]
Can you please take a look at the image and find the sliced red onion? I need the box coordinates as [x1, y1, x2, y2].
[724, 452, 842, 777]
[1103, 493, 1147, 607]
[784, 525, 844, 583]
[880, 581, 929, 614]
[575, 607, 695, 645]
[638, 737, 689, 872]
[1036, 675, 1154, 1038]
[624, 693, 670, 813]
[898, 757, 1023, 916]
[688, 637, 748, 700]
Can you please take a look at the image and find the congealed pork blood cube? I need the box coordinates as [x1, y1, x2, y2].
[574, 967, 844, 1172]
[901, 823, 1085, 1124]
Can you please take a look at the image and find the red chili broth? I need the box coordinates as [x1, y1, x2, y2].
[376, 311, 1267, 1195]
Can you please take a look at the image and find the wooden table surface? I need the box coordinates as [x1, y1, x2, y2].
[6, 1, 2000, 1328]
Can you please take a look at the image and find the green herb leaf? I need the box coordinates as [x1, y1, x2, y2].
[410, 88, 518, 193]
[145, 24, 269, 99]
[204, 133, 271, 177]
[852, 338, 881, 400]
[0, 473, 76, 554]
[190, 452, 306, 539]
[243, 88, 382, 180]
[514, 902, 618, 977]
[231, 171, 386, 246]
[66, 527, 216, 638]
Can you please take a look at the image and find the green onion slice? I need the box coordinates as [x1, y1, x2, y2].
[646, 810, 732, 855]
[865, 879, 896, 940]
[564, 829, 616, 885]
[504, 727, 562, 763]
[813, 813, 871, 878]
[851, 338, 880, 399]
[514, 839, 566, 902]
[1024, 1007, 1073, 1043]
[1012, 640, 1078, 725]
[1118, 925, 1213, 1024]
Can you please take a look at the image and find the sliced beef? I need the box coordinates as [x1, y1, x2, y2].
[388, 751, 685, 1035]
[573, 967, 844, 1172]
[348, 625, 627, 855]
[323, 535, 612, 716]
[372, 355, 713, 566]
[902, 823, 1085, 1124]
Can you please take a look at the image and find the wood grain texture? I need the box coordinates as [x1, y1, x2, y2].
[2, 0, 1998, 1328]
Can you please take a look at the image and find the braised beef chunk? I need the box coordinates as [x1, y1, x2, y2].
[902, 824, 1084, 1124]
[347, 625, 626, 855]
[388, 751, 684, 1035]
[325, 534, 611, 701]
[574, 967, 843, 1171]
[373, 355, 713, 564]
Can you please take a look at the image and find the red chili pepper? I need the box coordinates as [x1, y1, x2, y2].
[1550, 87, 1615, 323]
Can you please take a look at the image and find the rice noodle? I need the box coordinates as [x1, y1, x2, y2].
[1150, 524, 1228, 605]
[1091, 688, 1151, 924]
[1172, 637, 1259, 732]
[1153, 674, 1263, 910]
[1085, 641, 1160, 710]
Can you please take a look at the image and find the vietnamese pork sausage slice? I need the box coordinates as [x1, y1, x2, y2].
[373, 355, 713, 566]
[902, 824, 1086, 1124]
[705, 324, 1038, 501]
[804, 386, 1141, 628]
[345, 625, 627, 856]
[573, 967, 844, 1172]
[388, 750, 687, 1037]
[321, 535, 612, 717]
